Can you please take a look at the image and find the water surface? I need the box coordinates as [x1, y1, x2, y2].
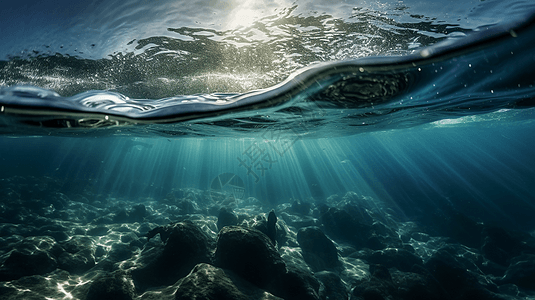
[1, 1, 535, 300]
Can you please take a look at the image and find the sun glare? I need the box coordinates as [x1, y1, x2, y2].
[227, 0, 267, 29]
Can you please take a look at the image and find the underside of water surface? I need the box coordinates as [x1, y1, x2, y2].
[1, 1, 535, 300]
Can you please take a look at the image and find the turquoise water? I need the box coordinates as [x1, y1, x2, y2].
[1, 1, 535, 299]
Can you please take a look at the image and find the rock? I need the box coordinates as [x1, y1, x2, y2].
[174, 263, 283, 300]
[113, 209, 130, 223]
[58, 248, 95, 274]
[315, 271, 348, 300]
[176, 199, 200, 215]
[481, 227, 526, 266]
[120, 232, 139, 244]
[340, 203, 374, 226]
[87, 226, 110, 236]
[369, 264, 392, 281]
[112, 204, 147, 223]
[41, 230, 69, 242]
[215, 226, 320, 300]
[214, 226, 286, 290]
[217, 207, 238, 231]
[61, 235, 95, 253]
[312, 203, 330, 218]
[367, 222, 402, 250]
[130, 204, 147, 221]
[131, 221, 214, 291]
[320, 208, 400, 250]
[0, 249, 57, 281]
[320, 207, 370, 249]
[38, 224, 68, 239]
[500, 254, 535, 290]
[297, 226, 340, 271]
[390, 269, 444, 300]
[480, 259, 508, 277]
[280, 212, 318, 229]
[86, 271, 135, 300]
[0, 236, 59, 281]
[48, 192, 69, 210]
[109, 243, 135, 262]
[290, 200, 312, 215]
[351, 264, 395, 300]
[441, 211, 484, 249]
[424, 249, 499, 299]
[163, 190, 185, 203]
[240, 213, 288, 247]
[366, 248, 423, 273]
[497, 284, 520, 296]
[175, 263, 246, 300]
[273, 266, 320, 300]
[267, 210, 277, 245]
[409, 231, 430, 242]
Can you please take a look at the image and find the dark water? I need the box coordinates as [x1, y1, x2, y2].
[1, 1, 535, 300]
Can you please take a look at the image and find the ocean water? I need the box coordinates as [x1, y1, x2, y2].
[1, 0, 535, 299]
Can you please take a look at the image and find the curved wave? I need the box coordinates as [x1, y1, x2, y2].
[1, 11, 534, 137]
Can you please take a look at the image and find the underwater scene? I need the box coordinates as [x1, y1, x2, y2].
[1, 0, 535, 299]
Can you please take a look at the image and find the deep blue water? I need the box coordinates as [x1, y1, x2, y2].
[1, 1, 535, 299]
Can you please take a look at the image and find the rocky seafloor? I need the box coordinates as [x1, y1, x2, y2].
[1, 176, 535, 300]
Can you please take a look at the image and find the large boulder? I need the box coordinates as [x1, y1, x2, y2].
[351, 264, 396, 300]
[390, 269, 444, 300]
[315, 271, 348, 300]
[500, 254, 535, 290]
[86, 271, 135, 300]
[174, 263, 283, 300]
[131, 221, 214, 291]
[297, 226, 340, 271]
[435, 211, 484, 249]
[366, 221, 402, 250]
[216, 207, 239, 231]
[273, 266, 320, 300]
[239, 212, 288, 247]
[320, 208, 401, 250]
[481, 226, 531, 266]
[215, 226, 320, 300]
[319, 207, 370, 249]
[424, 249, 499, 299]
[214, 226, 286, 289]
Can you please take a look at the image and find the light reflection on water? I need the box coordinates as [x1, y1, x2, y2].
[1, 0, 535, 137]
[7, 0, 528, 102]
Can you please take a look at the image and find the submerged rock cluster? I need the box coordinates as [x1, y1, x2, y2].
[0, 176, 535, 299]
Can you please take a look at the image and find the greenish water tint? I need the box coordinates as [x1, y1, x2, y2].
[1, 2, 535, 300]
